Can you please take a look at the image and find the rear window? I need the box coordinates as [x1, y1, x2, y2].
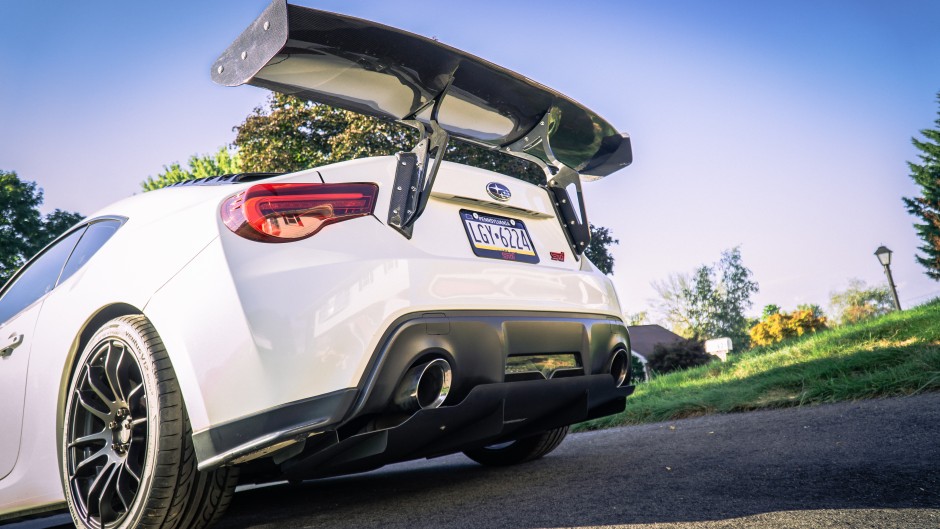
[0, 218, 124, 326]
[0, 228, 85, 325]
[59, 219, 122, 285]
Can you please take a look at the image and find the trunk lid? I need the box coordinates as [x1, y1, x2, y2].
[316, 158, 581, 271]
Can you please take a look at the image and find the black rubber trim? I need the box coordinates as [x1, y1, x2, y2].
[0, 505, 69, 524]
[192, 389, 357, 469]
[165, 172, 285, 187]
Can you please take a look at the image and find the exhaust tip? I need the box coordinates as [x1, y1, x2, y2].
[394, 358, 452, 412]
[608, 348, 629, 388]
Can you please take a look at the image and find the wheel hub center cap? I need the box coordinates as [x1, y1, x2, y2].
[118, 418, 132, 445]
[110, 408, 132, 451]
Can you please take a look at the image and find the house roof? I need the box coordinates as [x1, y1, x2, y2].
[627, 325, 685, 359]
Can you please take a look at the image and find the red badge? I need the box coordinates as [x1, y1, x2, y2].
[550, 251, 565, 262]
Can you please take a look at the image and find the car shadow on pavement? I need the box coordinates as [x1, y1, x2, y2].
[215, 394, 940, 529]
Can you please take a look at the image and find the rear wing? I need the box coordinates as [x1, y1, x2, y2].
[212, 1, 632, 252]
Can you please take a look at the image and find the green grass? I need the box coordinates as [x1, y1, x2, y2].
[576, 299, 940, 431]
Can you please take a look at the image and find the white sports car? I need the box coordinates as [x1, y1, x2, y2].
[0, 2, 634, 528]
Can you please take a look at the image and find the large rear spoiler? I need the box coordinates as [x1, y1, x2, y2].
[212, 1, 632, 252]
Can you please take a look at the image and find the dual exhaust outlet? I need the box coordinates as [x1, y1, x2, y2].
[608, 348, 630, 388]
[393, 348, 629, 413]
[394, 358, 452, 412]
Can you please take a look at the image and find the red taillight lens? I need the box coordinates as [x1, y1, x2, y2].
[221, 182, 379, 242]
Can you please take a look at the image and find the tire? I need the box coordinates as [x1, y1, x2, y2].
[61, 315, 238, 529]
[462, 426, 569, 467]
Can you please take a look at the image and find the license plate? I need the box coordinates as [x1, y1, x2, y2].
[460, 209, 539, 264]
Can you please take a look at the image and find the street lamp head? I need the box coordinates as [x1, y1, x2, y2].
[874, 245, 892, 267]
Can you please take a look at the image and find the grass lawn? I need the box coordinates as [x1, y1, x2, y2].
[577, 298, 940, 431]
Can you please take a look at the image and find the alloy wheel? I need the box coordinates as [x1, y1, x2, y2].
[65, 338, 148, 528]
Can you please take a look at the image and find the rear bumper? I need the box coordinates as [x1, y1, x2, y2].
[193, 310, 631, 471]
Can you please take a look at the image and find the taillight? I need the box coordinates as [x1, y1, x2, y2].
[221, 182, 379, 242]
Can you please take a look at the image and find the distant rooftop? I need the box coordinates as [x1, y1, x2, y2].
[627, 325, 685, 359]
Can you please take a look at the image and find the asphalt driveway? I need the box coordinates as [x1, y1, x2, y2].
[216, 393, 940, 528]
[13, 393, 940, 528]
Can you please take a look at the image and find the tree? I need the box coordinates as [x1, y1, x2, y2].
[584, 224, 618, 275]
[446, 140, 544, 185]
[761, 304, 781, 319]
[684, 264, 723, 337]
[143, 146, 242, 191]
[624, 311, 649, 326]
[234, 94, 415, 173]
[652, 272, 694, 335]
[903, 91, 940, 280]
[1, 170, 84, 285]
[1, 170, 42, 284]
[232, 94, 618, 273]
[653, 247, 759, 348]
[796, 303, 825, 320]
[748, 308, 827, 347]
[37, 209, 85, 249]
[829, 279, 894, 325]
[715, 247, 760, 346]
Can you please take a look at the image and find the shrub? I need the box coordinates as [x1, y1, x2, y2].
[748, 309, 827, 347]
[646, 338, 715, 374]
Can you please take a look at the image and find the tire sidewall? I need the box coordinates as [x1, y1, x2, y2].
[62, 318, 162, 529]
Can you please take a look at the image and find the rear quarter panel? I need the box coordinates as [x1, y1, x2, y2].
[0, 187, 226, 515]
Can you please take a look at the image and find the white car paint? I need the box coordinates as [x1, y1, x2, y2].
[0, 157, 622, 518]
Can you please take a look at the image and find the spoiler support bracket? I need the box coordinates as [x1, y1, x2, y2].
[387, 79, 453, 239]
[503, 112, 591, 256]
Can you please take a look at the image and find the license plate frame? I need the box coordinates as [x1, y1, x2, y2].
[459, 209, 539, 264]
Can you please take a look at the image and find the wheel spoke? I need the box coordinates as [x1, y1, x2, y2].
[104, 341, 127, 403]
[72, 447, 109, 477]
[114, 464, 133, 512]
[91, 461, 120, 524]
[86, 365, 116, 409]
[84, 459, 113, 505]
[131, 416, 147, 428]
[76, 390, 110, 422]
[126, 382, 144, 404]
[122, 458, 141, 484]
[68, 429, 109, 449]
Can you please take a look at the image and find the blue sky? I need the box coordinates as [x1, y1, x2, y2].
[2, 1, 939, 319]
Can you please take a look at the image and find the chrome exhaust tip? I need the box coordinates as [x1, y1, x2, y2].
[394, 358, 452, 412]
[608, 348, 630, 388]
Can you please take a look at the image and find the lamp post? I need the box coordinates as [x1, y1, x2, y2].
[874, 246, 901, 311]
